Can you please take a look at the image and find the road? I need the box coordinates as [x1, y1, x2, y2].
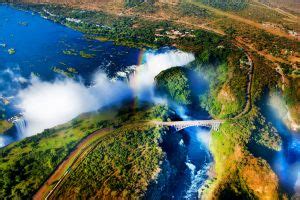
[188, 0, 299, 41]
[33, 128, 113, 200]
[232, 42, 254, 118]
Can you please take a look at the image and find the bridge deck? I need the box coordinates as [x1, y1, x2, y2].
[152, 120, 224, 131]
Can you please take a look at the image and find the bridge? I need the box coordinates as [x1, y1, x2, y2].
[152, 120, 224, 131]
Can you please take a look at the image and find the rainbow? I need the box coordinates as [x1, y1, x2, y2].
[130, 49, 146, 110]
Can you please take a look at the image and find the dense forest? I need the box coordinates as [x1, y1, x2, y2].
[0, 104, 174, 199]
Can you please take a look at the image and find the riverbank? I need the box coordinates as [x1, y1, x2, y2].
[1, 2, 298, 199]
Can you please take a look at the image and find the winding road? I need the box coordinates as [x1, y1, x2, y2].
[233, 44, 254, 118]
[34, 128, 113, 200]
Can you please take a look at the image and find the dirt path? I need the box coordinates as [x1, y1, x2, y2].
[253, 0, 299, 21]
[235, 37, 290, 64]
[189, 0, 299, 41]
[235, 37, 289, 82]
[33, 128, 112, 200]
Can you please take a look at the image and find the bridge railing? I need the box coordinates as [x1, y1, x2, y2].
[152, 120, 224, 131]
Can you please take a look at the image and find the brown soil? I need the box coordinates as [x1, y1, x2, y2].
[189, 1, 300, 41]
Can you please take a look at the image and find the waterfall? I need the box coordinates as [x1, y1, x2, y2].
[13, 117, 27, 136]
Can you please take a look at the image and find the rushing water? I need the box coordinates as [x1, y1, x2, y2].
[0, 4, 140, 146]
[259, 93, 300, 196]
[154, 75, 212, 199]
[0, 4, 140, 115]
[154, 125, 213, 199]
[0, 4, 213, 198]
[181, 127, 212, 199]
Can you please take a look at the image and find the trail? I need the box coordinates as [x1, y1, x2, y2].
[252, 0, 299, 21]
[33, 128, 112, 200]
[188, 0, 299, 41]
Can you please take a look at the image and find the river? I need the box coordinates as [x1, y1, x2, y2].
[2, 3, 298, 198]
[258, 93, 300, 197]
[0, 4, 213, 198]
[0, 4, 140, 146]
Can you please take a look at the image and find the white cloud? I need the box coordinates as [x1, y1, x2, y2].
[17, 73, 131, 136]
[16, 49, 195, 137]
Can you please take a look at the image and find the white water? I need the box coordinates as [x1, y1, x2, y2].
[14, 117, 26, 136]
[0, 49, 196, 148]
[119, 49, 195, 101]
[184, 128, 212, 199]
[15, 49, 194, 137]
[185, 161, 211, 199]
[175, 106, 213, 199]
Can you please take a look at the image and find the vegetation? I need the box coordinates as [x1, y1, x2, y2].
[51, 66, 77, 78]
[132, 2, 156, 13]
[63, 49, 77, 56]
[198, 0, 248, 11]
[213, 18, 300, 63]
[79, 51, 95, 59]
[52, 125, 165, 199]
[155, 67, 193, 106]
[179, 2, 211, 18]
[283, 77, 300, 124]
[203, 108, 282, 199]
[195, 50, 248, 118]
[0, 108, 117, 199]
[283, 77, 300, 107]
[8, 48, 15, 55]
[125, 0, 155, 8]
[0, 104, 174, 199]
[0, 120, 13, 134]
[250, 54, 278, 103]
[234, 2, 299, 32]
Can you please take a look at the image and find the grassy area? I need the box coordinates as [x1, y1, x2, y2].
[51, 124, 165, 199]
[35, 128, 113, 199]
[8, 48, 16, 55]
[234, 2, 299, 32]
[213, 18, 299, 61]
[2, 2, 297, 199]
[79, 51, 95, 59]
[197, 0, 248, 11]
[196, 50, 248, 118]
[155, 67, 194, 106]
[203, 108, 282, 199]
[0, 104, 173, 199]
[179, 2, 211, 18]
[0, 108, 116, 199]
[0, 120, 13, 134]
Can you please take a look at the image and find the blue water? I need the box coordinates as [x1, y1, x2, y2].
[260, 95, 300, 196]
[0, 4, 140, 117]
[0, 4, 213, 198]
[180, 127, 212, 199]
[0, 4, 140, 146]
